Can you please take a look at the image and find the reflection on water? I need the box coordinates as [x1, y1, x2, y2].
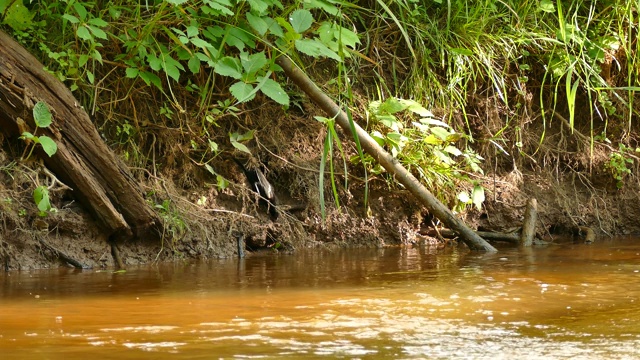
[1, 239, 640, 359]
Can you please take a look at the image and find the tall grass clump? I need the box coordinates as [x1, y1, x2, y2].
[362, 0, 640, 144]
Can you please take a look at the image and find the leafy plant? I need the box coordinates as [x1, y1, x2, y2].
[315, 114, 348, 217]
[154, 199, 187, 246]
[605, 144, 637, 189]
[33, 185, 54, 217]
[19, 101, 58, 160]
[229, 130, 254, 154]
[360, 97, 485, 209]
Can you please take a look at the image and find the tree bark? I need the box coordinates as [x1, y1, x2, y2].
[276, 55, 497, 252]
[0, 30, 161, 241]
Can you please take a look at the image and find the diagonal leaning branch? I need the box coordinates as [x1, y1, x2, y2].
[276, 55, 497, 252]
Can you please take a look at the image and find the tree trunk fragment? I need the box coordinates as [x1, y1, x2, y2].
[0, 30, 161, 241]
[425, 228, 549, 245]
[276, 55, 497, 252]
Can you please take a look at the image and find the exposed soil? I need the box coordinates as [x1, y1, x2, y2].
[2, 89, 640, 272]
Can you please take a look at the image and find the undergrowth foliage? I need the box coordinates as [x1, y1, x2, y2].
[2, 0, 639, 222]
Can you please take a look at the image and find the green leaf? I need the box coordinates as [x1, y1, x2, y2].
[247, 12, 269, 36]
[265, 17, 284, 38]
[230, 82, 256, 102]
[471, 185, 485, 210]
[247, 0, 269, 13]
[305, 0, 339, 15]
[232, 130, 254, 142]
[450, 47, 473, 56]
[204, 164, 216, 175]
[166, 0, 189, 4]
[73, 2, 88, 21]
[258, 77, 289, 105]
[226, 26, 255, 50]
[186, 25, 199, 38]
[190, 37, 212, 49]
[33, 102, 52, 128]
[539, 0, 555, 13]
[380, 97, 409, 114]
[139, 71, 162, 90]
[161, 55, 185, 82]
[217, 174, 229, 190]
[334, 26, 359, 48]
[444, 145, 462, 156]
[202, 0, 234, 16]
[289, 9, 313, 33]
[147, 54, 162, 71]
[86, 70, 95, 84]
[316, 22, 360, 49]
[92, 49, 103, 64]
[125, 67, 139, 78]
[458, 191, 470, 204]
[78, 54, 90, 67]
[213, 57, 242, 79]
[420, 118, 450, 128]
[208, 139, 219, 153]
[87, 17, 108, 27]
[188, 56, 200, 74]
[20, 132, 35, 141]
[76, 26, 92, 41]
[430, 127, 451, 141]
[62, 14, 80, 24]
[231, 140, 252, 154]
[88, 25, 108, 40]
[33, 185, 51, 213]
[1, 1, 34, 31]
[38, 136, 58, 157]
[295, 39, 341, 61]
[241, 51, 268, 75]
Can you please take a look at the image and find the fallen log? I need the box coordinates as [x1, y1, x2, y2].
[0, 30, 161, 242]
[276, 55, 497, 252]
[424, 228, 549, 245]
[425, 228, 520, 244]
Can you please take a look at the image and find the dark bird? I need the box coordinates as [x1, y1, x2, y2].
[232, 157, 278, 220]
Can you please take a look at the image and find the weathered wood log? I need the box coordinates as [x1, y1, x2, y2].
[425, 229, 520, 243]
[425, 228, 549, 245]
[0, 30, 161, 241]
[520, 198, 537, 246]
[276, 55, 497, 252]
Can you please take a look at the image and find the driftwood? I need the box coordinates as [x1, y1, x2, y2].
[0, 30, 161, 242]
[276, 55, 497, 252]
[425, 228, 549, 245]
[426, 229, 519, 243]
[520, 198, 537, 246]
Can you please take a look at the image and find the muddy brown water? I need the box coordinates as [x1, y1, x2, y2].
[1, 239, 640, 359]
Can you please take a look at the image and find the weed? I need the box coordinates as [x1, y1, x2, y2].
[15, 102, 59, 218]
[359, 97, 486, 210]
[605, 144, 637, 189]
[19, 102, 58, 161]
[154, 199, 187, 246]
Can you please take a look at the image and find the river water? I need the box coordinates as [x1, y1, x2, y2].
[1, 238, 640, 359]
